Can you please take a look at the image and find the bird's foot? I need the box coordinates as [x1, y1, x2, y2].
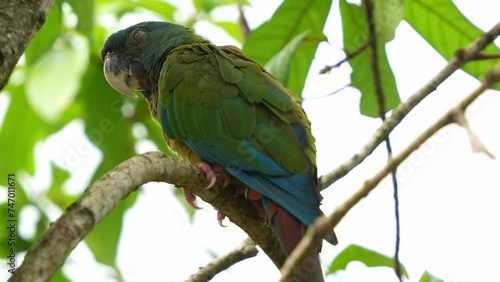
[234, 186, 267, 219]
[182, 188, 202, 210]
[217, 211, 227, 227]
[234, 186, 262, 200]
[197, 162, 230, 189]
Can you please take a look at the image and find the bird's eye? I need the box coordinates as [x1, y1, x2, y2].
[133, 29, 149, 41]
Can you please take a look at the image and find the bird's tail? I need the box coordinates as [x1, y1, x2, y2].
[264, 199, 325, 282]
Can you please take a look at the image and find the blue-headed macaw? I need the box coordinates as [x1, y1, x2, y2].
[101, 21, 337, 281]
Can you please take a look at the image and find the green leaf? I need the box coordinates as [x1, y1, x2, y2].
[340, 0, 400, 117]
[46, 163, 78, 208]
[243, 0, 332, 96]
[0, 86, 48, 174]
[212, 21, 243, 43]
[326, 244, 408, 278]
[265, 30, 326, 86]
[374, 0, 404, 44]
[51, 268, 71, 282]
[91, 25, 110, 58]
[0, 176, 31, 258]
[25, 34, 89, 122]
[65, 0, 95, 38]
[25, 2, 63, 65]
[419, 271, 444, 282]
[97, 0, 175, 21]
[193, 0, 247, 13]
[138, 0, 176, 19]
[405, 0, 500, 90]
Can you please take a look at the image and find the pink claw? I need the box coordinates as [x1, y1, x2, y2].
[218, 173, 230, 188]
[217, 211, 227, 227]
[197, 162, 218, 189]
[183, 188, 202, 210]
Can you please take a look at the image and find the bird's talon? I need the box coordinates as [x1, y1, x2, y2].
[217, 211, 227, 227]
[183, 188, 202, 210]
[218, 173, 230, 188]
[197, 162, 218, 189]
[205, 177, 217, 190]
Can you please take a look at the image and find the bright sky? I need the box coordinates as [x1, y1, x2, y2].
[1, 0, 500, 281]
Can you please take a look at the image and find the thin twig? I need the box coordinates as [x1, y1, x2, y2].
[472, 53, 500, 61]
[390, 146, 402, 280]
[319, 20, 500, 190]
[9, 152, 284, 282]
[303, 83, 351, 100]
[186, 238, 258, 282]
[320, 41, 370, 74]
[280, 66, 500, 282]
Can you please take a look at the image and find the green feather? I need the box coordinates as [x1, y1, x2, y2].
[222, 97, 255, 139]
[154, 42, 315, 171]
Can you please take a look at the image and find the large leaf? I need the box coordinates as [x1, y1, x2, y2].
[0, 85, 48, 174]
[405, 0, 500, 90]
[419, 271, 444, 282]
[138, 0, 176, 19]
[265, 30, 327, 87]
[243, 0, 332, 96]
[212, 21, 243, 43]
[0, 174, 31, 259]
[193, 0, 249, 13]
[77, 59, 138, 272]
[51, 268, 71, 282]
[340, 0, 401, 117]
[25, 34, 89, 122]
[46, 163, 78, 208]
[97, 0, 176, 21]
[326, 244, 408, 278]
[374, 0, 404, 44]
[25, 2, 63, 65]
[65, 0, 94, 38]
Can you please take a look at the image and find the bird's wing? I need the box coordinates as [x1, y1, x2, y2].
[156, 43, 323, 227]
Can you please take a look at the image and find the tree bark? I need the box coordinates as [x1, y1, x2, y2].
[9, 152, 284, 282]
[0, 0, 54, 90]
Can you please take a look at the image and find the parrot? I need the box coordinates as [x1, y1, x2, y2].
[101, 21, 337, 281]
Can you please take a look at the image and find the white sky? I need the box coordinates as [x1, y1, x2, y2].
[1, 0, 500, 281]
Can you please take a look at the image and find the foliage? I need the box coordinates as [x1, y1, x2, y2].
[0, 0, 494, 281]
[326, 244, 408, 277]
[242, 0, 332, 96]
[419, 271, 445, 282]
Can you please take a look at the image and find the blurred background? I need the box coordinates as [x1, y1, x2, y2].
[1, 0, 499, 281]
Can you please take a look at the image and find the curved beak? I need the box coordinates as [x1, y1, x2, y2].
[103, 55, 137, 97]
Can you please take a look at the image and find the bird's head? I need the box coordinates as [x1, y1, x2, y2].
[101, 21, 203, 98]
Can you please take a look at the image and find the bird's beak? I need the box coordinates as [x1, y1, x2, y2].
[103, 55, 138, 97]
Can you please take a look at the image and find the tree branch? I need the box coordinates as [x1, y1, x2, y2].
[280, 66, 500, 282]
[9, 152, 284, 282]
[319, 20, 500, 190]
[186, 238, 258, 282]
[0, 0, 55, 90]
